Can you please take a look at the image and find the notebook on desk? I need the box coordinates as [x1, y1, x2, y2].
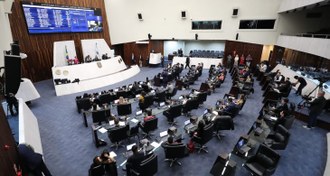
[160, 130, 168, 138]
[126, 143, 136, 151]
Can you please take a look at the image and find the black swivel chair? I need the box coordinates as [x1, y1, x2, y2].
[89, 164, 105, 176]
[77, 97, 92, 113]
[192, 123, 214, 153]
[140, 117, 158, 139]
[117, 103, 132, 116]
[161, 143, 186, 167]
[197, 92, 208, 105]
[213, 116, 234, 140]
[163, 104, 182, 125]
[154, 91, 166, 104]
[128, 125, 140, 142]
[243, 144, 280, 176]
[264, 125, 290, 150]
[98, 93, 112, 105]
[108, 125, 129, 150]
[131, 153, 158, 176]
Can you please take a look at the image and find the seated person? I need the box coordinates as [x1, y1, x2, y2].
[267, 98, 289, 116]
[85, 55, 92, 63]
[221, 98, 238, 114]
[273, 110, 289, 130]
[143, 111, 155, 122]
[125, 145, 146, 176]
[273, 72, 285, 84]
[98, 150, 117, 176]
[139, 91, 146, 104]
[192, 120, 205, 137]
[118, 96, 128, 104]
[235, 94, 245, 106]
[273, 77, 291, 93]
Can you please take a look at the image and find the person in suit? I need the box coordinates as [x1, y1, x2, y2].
[273, 110, 289, 131]
[17, 144, 52, 176]
[5, 92, 18, 116]
[100, 150, 117, 176]
[185, 57, 190, 69]
[293, 76, 307, 96]
[125, 145, 145, 176]
[272, 98, 289, 115]
[303, 91, 327, 129]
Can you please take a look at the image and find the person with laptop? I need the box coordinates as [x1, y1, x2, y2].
[125, 145, 146, 176]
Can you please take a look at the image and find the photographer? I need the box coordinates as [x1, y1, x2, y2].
[303, 91, 326, 129]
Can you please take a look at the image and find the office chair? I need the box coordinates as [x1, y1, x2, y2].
[117, 103, 132, 116]
[283, 115, 295, 130]
[243, 144, 280, 176]
[89, 164, 105, 176]
[163, 104, 182, 125]
[154, 91, 166, 104]
[128, 124, 140, 142]
[197, 92, 208, 105]
[108, 125, 129, 150]
[140, 117, 158, 139]
[131, 153, 158, 176]
[162, 143, 186, 167]
[264, 125, 290, 150]
[222, 106, 240, 119]
[213, 116, 234, 140]
[192, 123, 214, 153]
[77, 97, 92, 113]
[98, 93, 112, 105]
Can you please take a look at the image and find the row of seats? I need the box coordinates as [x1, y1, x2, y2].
[189, 50, 224, 58]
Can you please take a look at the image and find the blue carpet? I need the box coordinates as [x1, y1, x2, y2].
[16, 67, 327, 176]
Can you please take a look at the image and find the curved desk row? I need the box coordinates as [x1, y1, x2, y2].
[52, 65, 140, 96]
[18, 98, 43, 154]
[171, 56, 223, 69]
[324, 133, 330, 176]
[271, 64, 330, 99]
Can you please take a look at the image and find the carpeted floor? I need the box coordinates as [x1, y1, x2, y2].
[7, 67, 328, 176]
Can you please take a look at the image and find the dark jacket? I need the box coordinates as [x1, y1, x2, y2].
[309, 96, 326, 114]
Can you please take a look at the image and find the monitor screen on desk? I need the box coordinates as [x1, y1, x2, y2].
[92, 109, 108, 125]
[203, 109, 208, 115]
[237, 139, 245, 148]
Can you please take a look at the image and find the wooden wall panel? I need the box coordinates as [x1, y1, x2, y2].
[0, 107, 19, 176]
[120, 40, 164, 66]
[9, 0, 111, 82]
[283, 48, 330, 70]
[269, 45, 285, 67]
[224, 40, 263, 67]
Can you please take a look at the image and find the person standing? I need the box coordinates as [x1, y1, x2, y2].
[239, 54, 245, 65]
[245, 54, 253, 67]
[293, 76, 307, 96]
[226, 54, 232, 69]
[17, 144, 52, 176]
[185, 56, 190, 69]
[5, 93, 18, 116]
[303, 91, 327, 129]
[233, 54, 239, 67]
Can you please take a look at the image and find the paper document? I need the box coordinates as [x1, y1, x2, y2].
[110, 151, 117, 158]
[109, 120, 115, 125]
[150, 141, 161, 148]
[127, 143, 136, 151]
[131, 119, 139, 123]
[160, 130, 168, 137]
[98, 127, 107, 134]
[119, 121, 126, 126]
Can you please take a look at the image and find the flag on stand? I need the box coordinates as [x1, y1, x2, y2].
[95, 42, 100, 58]
[65, 45, 69, 60]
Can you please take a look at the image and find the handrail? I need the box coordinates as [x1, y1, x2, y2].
[280, 33, 330, 39]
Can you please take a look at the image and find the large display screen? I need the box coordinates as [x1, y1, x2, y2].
[21, 2, 103, 34]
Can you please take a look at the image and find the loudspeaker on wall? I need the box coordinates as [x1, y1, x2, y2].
[138, 13, 143, 20]
[195, 34, 198, 40]
[232, 8, 239, 17]
[181, 11, 186, 18]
